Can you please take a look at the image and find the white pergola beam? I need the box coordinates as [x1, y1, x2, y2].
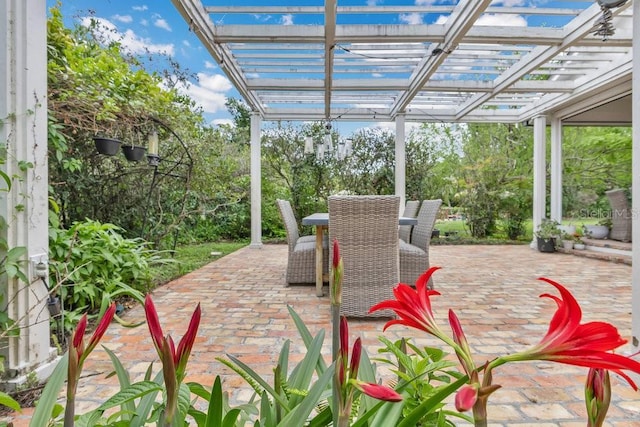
[390, 0, 493, 117]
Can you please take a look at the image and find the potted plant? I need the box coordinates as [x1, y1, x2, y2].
[573, 232, 586, 250]
[122, 144, 146, 161]
[93, 136, 122, 156]
[560, 232, 574, 250]
[583, 220, 610, 239]
[535, 219, 561, 253]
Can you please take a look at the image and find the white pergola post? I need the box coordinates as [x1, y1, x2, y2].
[531, 116, 547, 248]
[549, 117, 563, 223]
[395, 115, 406, 209]
[249, 112, 263, 248]
[631, 0, 640, 353]
[0, 0, 58, 386]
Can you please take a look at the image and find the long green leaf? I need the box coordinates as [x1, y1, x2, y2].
[29, 353, 68, 427]
[225, 354, 290, 410]
[96, 381, 163, 411]
[205, 376, 223, 427]
[129, 369, 164, 427]
[0, 391, 20, 412]
[287, 330, 325, 409]
[287, 306, 327, 374]
[222, 408, 242, 427]
[102, 346, 135, 419]
[369, 400, 404, 427]
[277, 364, 334, 427]
[397, 375, 469, 427]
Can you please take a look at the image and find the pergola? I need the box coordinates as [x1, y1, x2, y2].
[171, 0, 639, 341]
[0, 0, 637, 385]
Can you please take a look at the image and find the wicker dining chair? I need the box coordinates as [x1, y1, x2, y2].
[276, 199, 328, 285]
[328, 195, 400, 318]
[399, 199, 443, 289]
[399, 200, 420, 243]
[605, 189, 632, 242]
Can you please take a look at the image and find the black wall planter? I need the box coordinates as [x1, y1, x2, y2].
[94, 137, 122, 156]
[536, 237, 556, 253]
[122, 145, 146, 162]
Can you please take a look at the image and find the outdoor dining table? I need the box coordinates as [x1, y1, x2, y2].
[302, 212, 418, 296]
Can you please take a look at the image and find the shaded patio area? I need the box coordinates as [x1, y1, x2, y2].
[9, 243, 640, 426]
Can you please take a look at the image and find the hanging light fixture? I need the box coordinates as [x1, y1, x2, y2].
[304, 136, 314, 154]
[592, 0, 628, 41]
[323, 122, 333, 153]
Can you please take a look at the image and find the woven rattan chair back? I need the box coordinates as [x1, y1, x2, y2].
[606, 189, 631, 242]
[399, 200, 420, 243]
[276, 199, 300, 252]
[328, 195, 400, 318]
[411, 199, 443, 251]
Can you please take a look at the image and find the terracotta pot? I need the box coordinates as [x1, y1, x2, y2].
[94, 137, 122, 156]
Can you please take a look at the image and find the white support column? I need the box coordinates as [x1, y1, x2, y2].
[549, 117, 563, 223]
[631, 0, 640, 353]
[395, 115, 406, 208]
[531, 116, 547, 248]
[249, 112, 263, 248]
[0, 0, 58, 386]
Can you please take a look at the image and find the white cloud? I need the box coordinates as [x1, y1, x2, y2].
[113, 14, 133, 23]
[281, 14, 294, 25]
[154, 18, 172, 32]
[205, 61, 217, 69]
[399, 13, 423, 25]
[492, 0, 526, 7]
[174, 73, 233, 114]
[140, 19, 149, 26]
[183, 40, 191, 47]
[476, 14, 527, 27]
[80, 17, 175, 56]
[132, 5, 148, 12]
[212, 118, 234, 127]
[366, 0, 378, 6]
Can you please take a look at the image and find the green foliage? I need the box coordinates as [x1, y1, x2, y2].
[375, 338, 468, 426]
[48, 218, 159, 323]
[535, 218, 561, 239]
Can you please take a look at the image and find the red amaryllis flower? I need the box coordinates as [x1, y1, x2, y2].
[71, 303, 117, 364]
[585, 368, 611, 427]
[501, 277, 640, 389]
[144, 294, 202, 382]
[369, 267, 447, 339]
[455, 383, 478, 412]
[353, 381, 403, 402]
[335, 316, 402, 426]
[331, 239, 343, 306]
[66, 303, 116, 427]
[449, 309, 476, 377]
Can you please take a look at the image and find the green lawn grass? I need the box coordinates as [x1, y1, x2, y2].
[151, 241, 248, 286]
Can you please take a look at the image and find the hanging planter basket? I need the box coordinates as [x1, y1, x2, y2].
[122, 145, 147, 162]
[94, 137, 123, 156]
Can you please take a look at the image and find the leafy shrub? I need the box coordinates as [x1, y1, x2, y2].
[48, 217, 162, 323]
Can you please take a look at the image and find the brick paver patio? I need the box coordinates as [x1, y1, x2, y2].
[6, 243, 640, 426]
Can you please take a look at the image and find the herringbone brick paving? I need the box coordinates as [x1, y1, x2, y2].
[7, 244, 640, 426]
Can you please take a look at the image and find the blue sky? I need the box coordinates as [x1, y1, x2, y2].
[48, 0, 239, 127]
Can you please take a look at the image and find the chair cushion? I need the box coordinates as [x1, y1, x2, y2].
[298, 235, 317, 244]
[293, 239, 317, 254]
[399, 240, 425, 256]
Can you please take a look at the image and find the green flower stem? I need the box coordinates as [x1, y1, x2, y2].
[331, 304, 340, 427]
